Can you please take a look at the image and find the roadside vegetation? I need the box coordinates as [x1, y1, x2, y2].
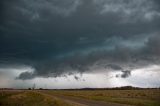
[0, 90, 77, 106]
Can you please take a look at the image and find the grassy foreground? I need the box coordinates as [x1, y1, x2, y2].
[0, 90, 76, 106]
[44, 89, 160, 106]
[0, 89, 160, 106]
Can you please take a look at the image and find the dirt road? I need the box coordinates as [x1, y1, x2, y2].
[39, 91, 131, 106]
[55, 95, 130, 106]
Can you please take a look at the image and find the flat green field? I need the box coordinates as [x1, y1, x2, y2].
[0, 89, 160, 106]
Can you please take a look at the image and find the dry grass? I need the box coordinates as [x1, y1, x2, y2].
[44, 89, 160, 106]
[0, 90, 77, 106]
[1, 89, 159, 106]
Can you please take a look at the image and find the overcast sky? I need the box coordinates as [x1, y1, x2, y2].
[0, 0, 160, 89]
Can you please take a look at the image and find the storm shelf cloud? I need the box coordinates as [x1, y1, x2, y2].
[0, 0, 160, 88]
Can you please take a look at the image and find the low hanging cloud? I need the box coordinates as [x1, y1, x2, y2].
[116, 70, 131, 78]
[0, 0, 160, 80]
[16, 71, 35, 80]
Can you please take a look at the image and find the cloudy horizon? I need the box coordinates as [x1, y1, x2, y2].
[0, 0, 160, 89]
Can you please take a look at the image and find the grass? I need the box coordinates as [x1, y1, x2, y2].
[90, 96, 160, 106]
[0, 90, 77, 106]
[44, 89, 160, 106]
[1, 89, 160, 106]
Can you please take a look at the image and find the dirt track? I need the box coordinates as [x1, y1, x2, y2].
[39, 91, 131, 106]
[55, 95, 131, 106]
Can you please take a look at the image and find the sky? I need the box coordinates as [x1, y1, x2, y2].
[0, 0, 160, 89]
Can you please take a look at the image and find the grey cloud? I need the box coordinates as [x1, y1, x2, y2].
[0, 0, 160, 80]
[74, 76, 80, 81]
[116, 70, 131, 78]
[121, 70, 131, 78]
[94, 0, 160, 22]
[3, 33, 160, 80]
[146, 33, 160, 55]
[16, 0, 81, 19]
[16, 71, 35, 80]
[105, 64, 123, 70]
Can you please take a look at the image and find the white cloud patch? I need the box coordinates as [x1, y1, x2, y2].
[1, 65, 160, 89]
[0, 66, 35, 88]
[110, 65, 160, 88]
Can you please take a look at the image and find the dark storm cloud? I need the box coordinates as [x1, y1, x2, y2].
[121, 70, 131, 78]
[0, 0, 160, 80]
[74, 76, 80, 81]
[16, 71, 35, 80]
[116, 70, 131, 78]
